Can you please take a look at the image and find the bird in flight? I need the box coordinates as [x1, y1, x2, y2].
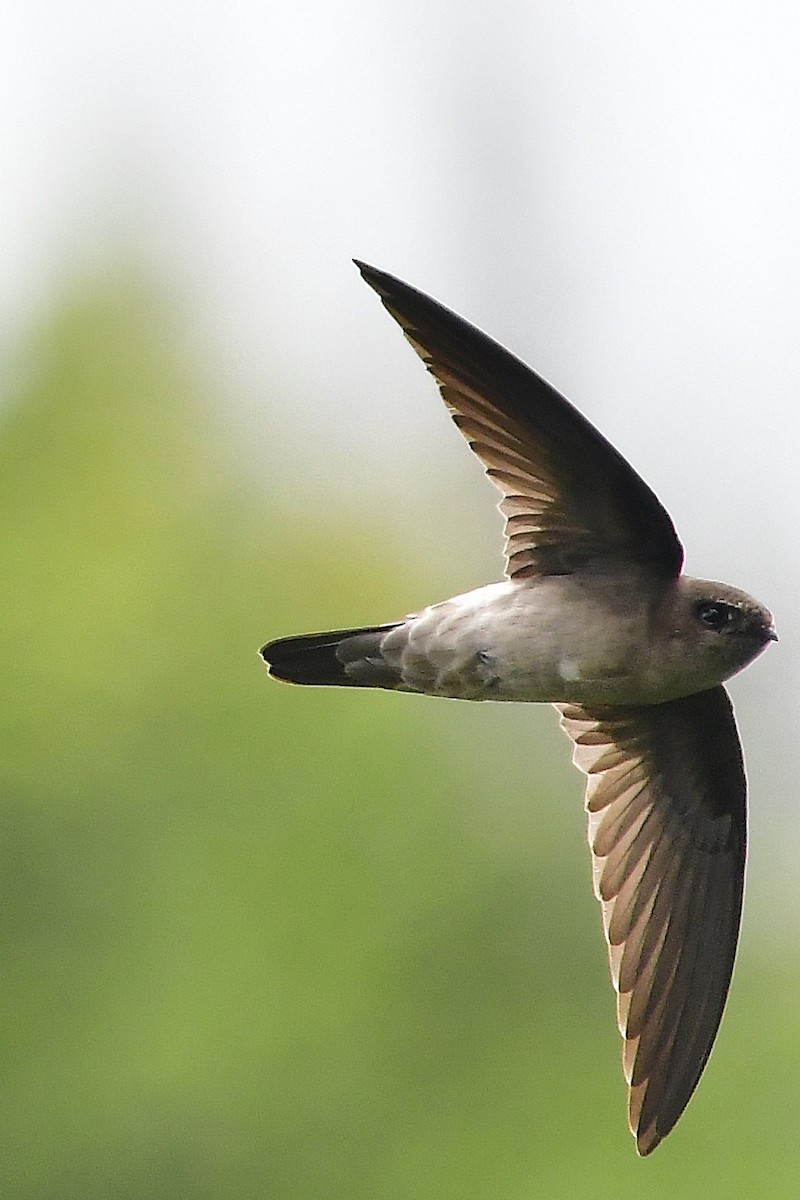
[261, 261, 776, 1155]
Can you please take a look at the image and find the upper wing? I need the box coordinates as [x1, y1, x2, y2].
[356, 261, 683, 580]
[557, 686, 747, 1154]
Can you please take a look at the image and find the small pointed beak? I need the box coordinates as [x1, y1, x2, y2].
[766, 625, 779, 643]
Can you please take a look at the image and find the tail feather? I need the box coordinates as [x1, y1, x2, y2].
[260, 623, 404, 688]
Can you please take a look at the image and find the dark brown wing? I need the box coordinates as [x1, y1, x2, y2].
[557, 686, 747, 1154]
[355, 261, 683, 580]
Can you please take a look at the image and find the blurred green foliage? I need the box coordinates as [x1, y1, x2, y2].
[0, 273, 796, 1198]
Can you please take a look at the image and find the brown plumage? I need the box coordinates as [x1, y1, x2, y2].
[261, 262, 775, 1153]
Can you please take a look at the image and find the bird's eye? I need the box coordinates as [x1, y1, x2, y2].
[695, 600, 738, 632]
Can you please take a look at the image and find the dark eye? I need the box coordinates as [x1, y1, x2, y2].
[695, 600, 738, 632]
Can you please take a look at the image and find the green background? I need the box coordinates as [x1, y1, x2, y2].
[2, 272, 795, 1198]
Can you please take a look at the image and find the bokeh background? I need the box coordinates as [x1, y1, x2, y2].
[3, 3, 800, 1196]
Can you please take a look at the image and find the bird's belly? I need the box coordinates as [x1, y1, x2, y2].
[485, 625, 637, 704]
[389, 580, 650, 705]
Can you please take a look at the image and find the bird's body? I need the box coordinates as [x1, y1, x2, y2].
[261, 262, 775, 1155]
[269, 572, 770, 707]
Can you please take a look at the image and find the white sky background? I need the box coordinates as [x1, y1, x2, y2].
[3, 3, 799, 884]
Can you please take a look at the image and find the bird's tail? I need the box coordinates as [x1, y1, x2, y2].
[260, 623, 404, 689]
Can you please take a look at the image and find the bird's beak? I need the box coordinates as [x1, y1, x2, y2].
[766, 625, 779, 643]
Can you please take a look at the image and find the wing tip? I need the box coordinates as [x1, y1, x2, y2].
[635, 1125, 662, 1156]
[353, 258, 390, 294]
